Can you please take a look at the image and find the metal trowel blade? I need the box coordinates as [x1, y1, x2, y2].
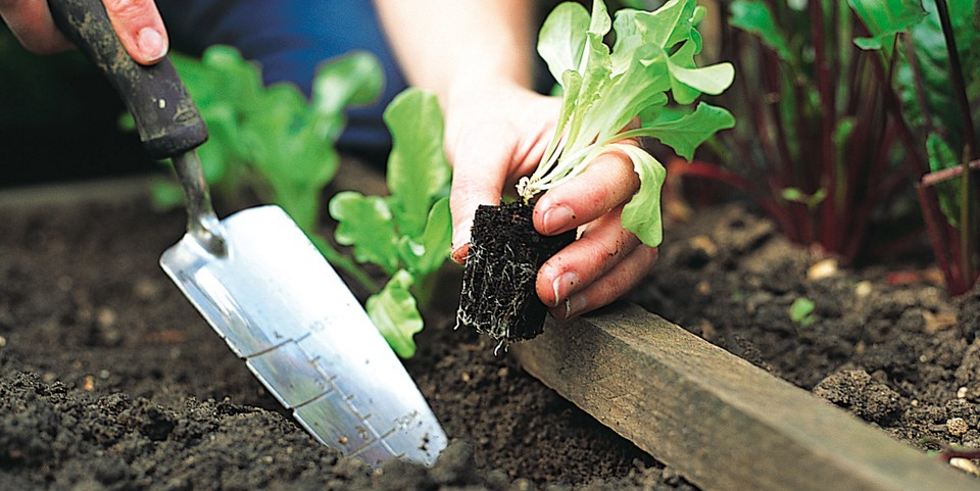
[159, 204, 447, 467]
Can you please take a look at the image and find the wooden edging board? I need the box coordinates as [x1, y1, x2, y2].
[512, 302, 980, 491]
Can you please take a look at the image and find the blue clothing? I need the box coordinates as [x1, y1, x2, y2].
[156, 0, 408, 160]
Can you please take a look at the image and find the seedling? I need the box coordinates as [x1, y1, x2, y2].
[329, 88, 452, 358]
[788, 297, 816, 327]
[456, 0, 735, 345]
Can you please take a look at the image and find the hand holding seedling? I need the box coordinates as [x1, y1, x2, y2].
[0, 0, 168, 64]
[442, 80, 658, 321]
[376, 0, 662, 321]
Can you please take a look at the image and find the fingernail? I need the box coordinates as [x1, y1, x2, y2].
[562, 295, 585, 320]
[451, 219, 473, 264]
[551, 271, 579, 307]
[450, 243, 469, 264]
[542, 205, 574, 235]
[136, 27, 167, 62]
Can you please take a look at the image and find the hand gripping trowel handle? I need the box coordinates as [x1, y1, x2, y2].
[47, 0, 225, 255]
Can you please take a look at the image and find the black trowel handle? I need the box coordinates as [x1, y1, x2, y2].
[47, 0, 207, 159]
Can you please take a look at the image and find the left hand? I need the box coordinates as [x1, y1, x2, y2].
[444, 79, 659, 321]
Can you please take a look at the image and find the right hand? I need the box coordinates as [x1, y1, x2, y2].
[0, 0, 168, 65]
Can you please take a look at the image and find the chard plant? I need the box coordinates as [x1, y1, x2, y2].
[684, 0, 978, 295]
[457, 0, 736, 345]
[850, 0, 979, 295]
[328, 88, 452, 358]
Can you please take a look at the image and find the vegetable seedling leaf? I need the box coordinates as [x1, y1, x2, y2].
[367, 270, 423, 358]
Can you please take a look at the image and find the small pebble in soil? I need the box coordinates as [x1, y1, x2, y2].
[947, 417, 970, 437]
[807, 258, 838, 280]
[855, 281, 872, 298]
[0, 335, 6, 348]
[959, 387, 969, 399]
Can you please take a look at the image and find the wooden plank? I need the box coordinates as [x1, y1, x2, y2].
[512, 302, 980, 491]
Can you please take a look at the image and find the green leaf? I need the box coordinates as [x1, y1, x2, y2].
[537, 1, 592, 84]
[242, 83, 340, 230]
[789, 297, 817, 327]
[366, 270, 423, 358]
[329, 191, 401, 274]
[926, 133, 962, 227]
[630, 0, 698, 48]
[311, 51, 384, 140]
[638, 102, 735, 160]
[396, 197, 452, 277]
[849, 0, 927, 52]
[667, 41, 736, 103]
[729, 0, 794, 62]
[384, 89, 451, 237]
[613, 143, 667, 247]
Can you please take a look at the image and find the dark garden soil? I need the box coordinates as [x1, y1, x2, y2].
[1, 174, 978, 490]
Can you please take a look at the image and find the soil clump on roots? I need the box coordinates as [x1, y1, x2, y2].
[456, 200, 576, 346]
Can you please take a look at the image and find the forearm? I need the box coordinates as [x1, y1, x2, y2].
[372, 0, 535, 104]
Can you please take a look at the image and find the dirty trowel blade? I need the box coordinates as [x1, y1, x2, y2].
[159, 205, 447, 467]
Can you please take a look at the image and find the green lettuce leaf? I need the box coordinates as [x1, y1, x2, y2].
[366, 270, 423, 358]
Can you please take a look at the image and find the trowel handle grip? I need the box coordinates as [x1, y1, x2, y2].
[47, 0, 207, 159]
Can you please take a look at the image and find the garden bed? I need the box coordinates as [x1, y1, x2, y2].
[1, 171, 978, 490]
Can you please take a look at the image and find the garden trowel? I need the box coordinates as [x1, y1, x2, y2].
[48, 0, 447, 467]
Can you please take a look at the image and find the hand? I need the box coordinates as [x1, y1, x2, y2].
[0, 0, 168, 65]
[445, 79, 659, 321]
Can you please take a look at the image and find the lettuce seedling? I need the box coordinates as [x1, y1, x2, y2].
[518, 0, 735, 247]
[329, 88, 452, 358]
[457, 0, 735, 345]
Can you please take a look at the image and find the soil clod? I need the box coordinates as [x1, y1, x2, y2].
[456, 200, 576, 345]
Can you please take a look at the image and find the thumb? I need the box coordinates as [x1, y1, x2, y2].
[101, 0, 169, 65]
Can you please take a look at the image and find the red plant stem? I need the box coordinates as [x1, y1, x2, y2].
[917, 181, 971, 294]
[921, 159, 980, 187]
[934, 0, 978, 286]
[811, 0, 839, 254]
[903, 34, 934, 135]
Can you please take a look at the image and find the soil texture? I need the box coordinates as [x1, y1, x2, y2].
[632, 203, 980, 454]
[2, 179, 978, 490]
[0, 183, 682, 491]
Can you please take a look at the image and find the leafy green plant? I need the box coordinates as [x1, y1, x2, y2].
[519, 0, 736, 247]
[329, 88, 452, 358]
[849, 0, 979, 295]
[136, 45, 384, 291]
[676, 0, 978, 295]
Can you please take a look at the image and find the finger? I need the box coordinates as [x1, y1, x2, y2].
[532, 143, 641, 237]
[536, 205, 640, 308]
[102, 0, 168, 64]
[0, 0, 73, 54]
[447, 125, 515, 264]
[549, 243, 658, 321]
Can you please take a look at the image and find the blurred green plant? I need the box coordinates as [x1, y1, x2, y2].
[329, 88, 452, 358]
[850, 0, 979, 294]
[127, 45, 384, 292]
